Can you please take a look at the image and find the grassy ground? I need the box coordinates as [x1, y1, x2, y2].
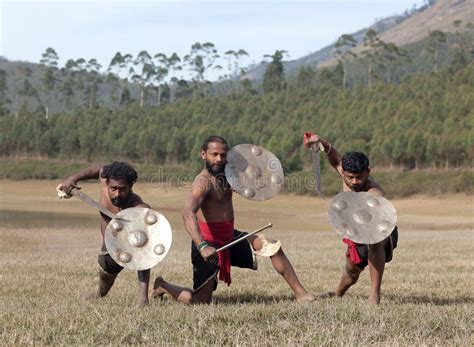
[0, 180, 473, 344]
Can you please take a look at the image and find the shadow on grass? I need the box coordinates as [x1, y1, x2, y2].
[384, 293, 474, 306]
[214, 293, 295, 305]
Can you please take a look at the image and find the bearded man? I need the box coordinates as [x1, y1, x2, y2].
[152, 136, 314, 303]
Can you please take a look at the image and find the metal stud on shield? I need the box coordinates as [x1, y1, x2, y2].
[105, 207, 172, 270]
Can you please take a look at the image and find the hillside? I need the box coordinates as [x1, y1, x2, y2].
[244, 0, 474, 80]
[0, 0, 473, 115]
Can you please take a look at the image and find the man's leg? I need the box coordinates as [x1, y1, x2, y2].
[94, 253, 122, 298]
[137, 269, 150, 307]
[152, 276, 214, 304]
[334, 258, 363, 297]
[367, 241, 385, 305]
[250, 235, 314, 302]
[96, 269, 117, 297]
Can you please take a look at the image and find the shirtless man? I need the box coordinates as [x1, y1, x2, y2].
[304, 133, 398, 304]
[58, 161, 151, 307]
[152, 135, 314, 304]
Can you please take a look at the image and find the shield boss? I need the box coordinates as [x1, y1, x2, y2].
[105, 207, 172, 270]
[225, 144, 284, 201]
[328, 192, 397, 244]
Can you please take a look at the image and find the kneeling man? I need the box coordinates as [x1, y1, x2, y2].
[153, 136, 314, 303]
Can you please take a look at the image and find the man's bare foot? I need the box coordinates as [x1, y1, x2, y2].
[151, 276, 167, 299]
[137, 299, 149, 308]
[318, 291, 336, 299]
[368, 294, 380, 305]
[296, 292, 315, 302]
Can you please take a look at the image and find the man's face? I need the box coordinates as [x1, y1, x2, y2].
[107, 178, 132, 206]
[201, 142, 228, 176]
[342, 170, 369, 192]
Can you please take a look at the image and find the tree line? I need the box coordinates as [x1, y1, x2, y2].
[0, 59, 472, 171]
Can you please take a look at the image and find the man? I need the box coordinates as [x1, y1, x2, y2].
[304, 133, 398, 304]
[58, 161, 151, 307]
[152, 135, 314, 304]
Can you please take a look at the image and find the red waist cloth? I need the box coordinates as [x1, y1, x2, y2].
[343, 238, 362, 264]
[198, 220, 234, 286]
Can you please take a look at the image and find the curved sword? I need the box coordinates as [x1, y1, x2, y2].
[62, 187, 130, 222]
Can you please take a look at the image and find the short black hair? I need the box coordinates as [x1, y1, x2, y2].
[101, 162, 137, 185]
[201, 135, 228, 151]
[341, 152, 369, 174]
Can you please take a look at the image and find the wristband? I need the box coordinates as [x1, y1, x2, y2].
[197, 241, 211, 252]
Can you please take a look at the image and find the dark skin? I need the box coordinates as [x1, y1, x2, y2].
[153, 141, 314, 303]
[307, 134, 386, 305]
[59, 165, 151, 308]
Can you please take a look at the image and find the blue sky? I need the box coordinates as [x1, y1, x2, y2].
[1, 0, 425, 79]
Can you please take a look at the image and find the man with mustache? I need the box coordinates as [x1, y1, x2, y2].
[59, 161, 151, 307]
[152, 135, 314, 303]
[304, 133, 398, 304]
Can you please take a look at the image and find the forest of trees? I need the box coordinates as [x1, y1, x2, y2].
[0, 60, 472, 171]
[0, 19, 473, 172]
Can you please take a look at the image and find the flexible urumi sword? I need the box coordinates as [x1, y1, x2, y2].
[56, 185, 130, 221]
[304, 132, 325, 199]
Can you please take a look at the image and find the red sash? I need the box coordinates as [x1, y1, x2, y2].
[198, 220, 234, 286]
[343, 238, 362, 264]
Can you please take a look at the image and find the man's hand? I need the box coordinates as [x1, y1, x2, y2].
[200, 246, 217, 261]
[58, 179, 80, 197]
[303, 132, 325, 151]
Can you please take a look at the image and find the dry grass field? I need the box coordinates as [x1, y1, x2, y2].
[1, 180, 473, 345]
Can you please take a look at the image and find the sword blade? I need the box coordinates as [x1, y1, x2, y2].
[310, 143, 325, 199]
[216, 223, 273, 253]
[70, 189, 129, 221]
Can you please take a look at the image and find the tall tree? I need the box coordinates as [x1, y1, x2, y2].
[166, 53, 182, 103]
[15, 65, 41, 116]
[39, 47, 60, 117]
[184, 42, 220, 97]
[335, 34, 357, 89]
[382, 42, 407, 83]
[153, 53, 169, 105]
[427, 30, 446, 72]
[132, 50, 154, 108]
[262, 50, 287, 93]
[361, 29, 384, 87]
[85, 58, 102, 110]
[107, 52, 124, 110]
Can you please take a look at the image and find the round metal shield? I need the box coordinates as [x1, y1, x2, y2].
[105, 207, 172, 271]
[328, 192, 397, 244]
[225, 144, 284, 201]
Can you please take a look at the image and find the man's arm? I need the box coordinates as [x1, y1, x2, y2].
[367, 178, 385, 197]
[59, 164, 103, 195]
[182, 175, 216, 260]
[305, 133, 342, 174]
